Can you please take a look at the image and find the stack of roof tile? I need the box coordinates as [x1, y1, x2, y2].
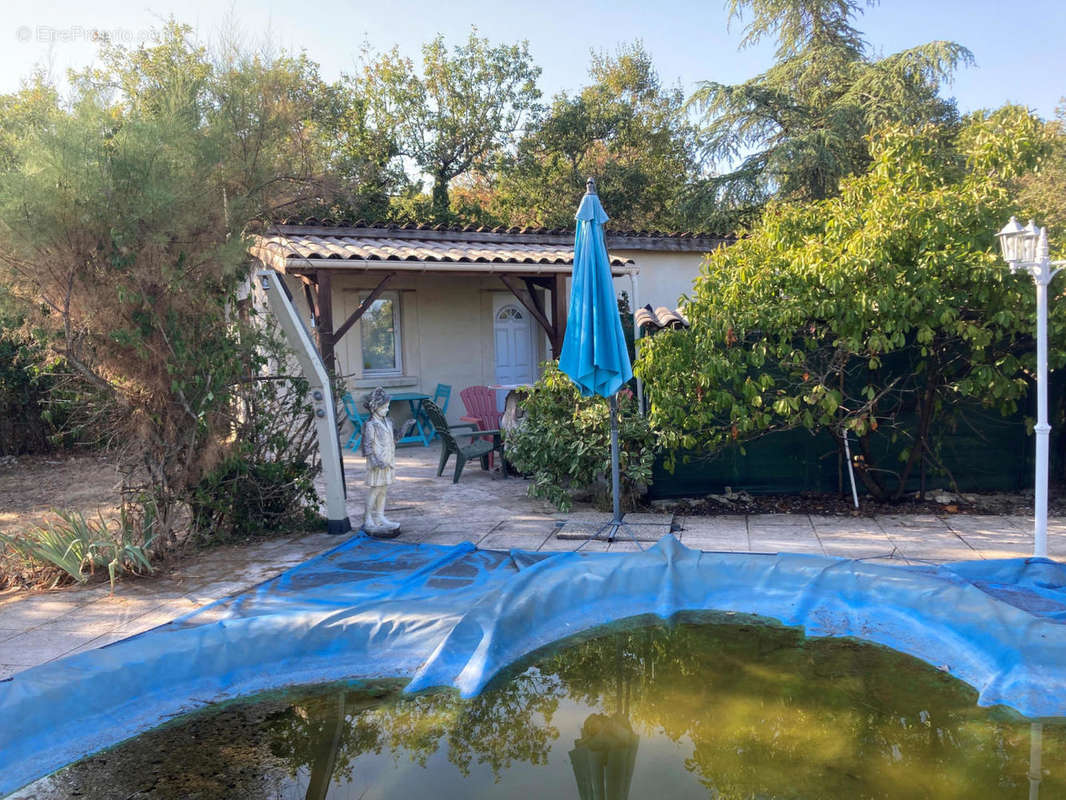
[635, 304, 690, 332]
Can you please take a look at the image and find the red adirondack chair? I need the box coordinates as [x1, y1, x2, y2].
[460, 386, 504, 466]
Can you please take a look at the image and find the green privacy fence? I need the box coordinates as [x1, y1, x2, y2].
[649, 395, 1059, 500]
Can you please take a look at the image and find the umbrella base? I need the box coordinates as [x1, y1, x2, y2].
[556, 517, 657, 545]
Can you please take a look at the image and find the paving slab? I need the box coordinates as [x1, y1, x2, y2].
[809, 516, 882, 533]
[820, 541, 900, 560]
[747, 537, 826, 556]
[38, 595, 165, 633]
[0, 597, 94, 631]
[965, 541, 1033, 560]
[747, 523, 818, 538]
[0, 628, 100, 667]
[621, 512, 677, 527]
[877, 515, 951, 531]
[680, 515, 747, 533]
[748, 513, 813, 528]
[478, 529, 554, 551]
[679, 531, 749, 552]
[538, 536, 610, 552]
[555, 520, 669, 542]
[941, 515, 1023, 535]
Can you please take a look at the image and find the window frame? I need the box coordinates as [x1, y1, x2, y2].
[359, 290, 403, 377]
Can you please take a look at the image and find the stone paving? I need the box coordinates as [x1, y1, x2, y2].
[0, 442, 1059, 679]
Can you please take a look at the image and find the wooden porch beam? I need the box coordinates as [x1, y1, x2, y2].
[499, 274, 554, 344]
[523, 276, 554, 291]
[521, 277, 547, 320]
[333, 272, 396, 344]
[299, 276, 320, 327]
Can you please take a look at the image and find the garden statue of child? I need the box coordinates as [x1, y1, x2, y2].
[362, 387, 401, 537]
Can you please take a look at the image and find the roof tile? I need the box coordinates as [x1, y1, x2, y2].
[253, 233, 634, 267]
[635, 304, 690, 331]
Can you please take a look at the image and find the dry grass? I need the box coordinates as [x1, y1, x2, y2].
[0, 453, 121, 590]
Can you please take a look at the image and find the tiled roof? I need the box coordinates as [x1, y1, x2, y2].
[635, 304, 689, 331]
[252, 221, 732, 254]
[271, 217, 730, 240]
[252, 233, 635, 269]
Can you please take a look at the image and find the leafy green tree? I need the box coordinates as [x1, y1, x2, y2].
[1015, 99, 1066, 245]
[491, 42, 700, 230]
[637, 106, 1055, 500]
[691, 0, 973, 218]
[359, 29, 541, 219]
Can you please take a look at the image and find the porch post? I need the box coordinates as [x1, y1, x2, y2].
[315, 269, 335, 372]
[551, 273, 568, 359]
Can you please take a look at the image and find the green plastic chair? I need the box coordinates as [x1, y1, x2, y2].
[421, 399, 504, 483]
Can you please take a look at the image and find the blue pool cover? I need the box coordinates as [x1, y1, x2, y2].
[2, 534, 1066, 795]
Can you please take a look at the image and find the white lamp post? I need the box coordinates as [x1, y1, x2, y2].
[996, 217, 1065, 558]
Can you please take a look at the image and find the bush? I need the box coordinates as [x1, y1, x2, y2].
[505, 362, 656, 511]
[190, 456, 319, 543]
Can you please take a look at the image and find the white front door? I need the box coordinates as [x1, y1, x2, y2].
[493, 301, 535, 411]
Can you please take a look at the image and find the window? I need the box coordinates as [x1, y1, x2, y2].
[497, 306, 524, 321]
[360, 291, 402, 375]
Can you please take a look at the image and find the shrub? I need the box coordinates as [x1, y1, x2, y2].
[505, 362, 656, 511]
[190, 457, 319, 542]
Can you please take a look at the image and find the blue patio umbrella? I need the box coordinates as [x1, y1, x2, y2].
[559, 178, 635, 541]
[559, 179, 633, 397]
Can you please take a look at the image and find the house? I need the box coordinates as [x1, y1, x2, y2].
[249, 220, 728, 423]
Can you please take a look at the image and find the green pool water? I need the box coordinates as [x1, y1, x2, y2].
[14, 615, 1065, 799]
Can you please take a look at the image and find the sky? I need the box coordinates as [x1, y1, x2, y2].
[3, 0, 1064, 120]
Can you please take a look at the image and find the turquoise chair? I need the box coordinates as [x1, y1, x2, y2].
[432, 383, 451, 414]
[341, 392, 368, 451]
[426, 383, 451, 440]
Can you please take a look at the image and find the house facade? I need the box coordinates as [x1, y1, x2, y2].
[249, 222, 727, 424]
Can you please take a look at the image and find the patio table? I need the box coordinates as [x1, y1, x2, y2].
[389, 392, 432, 446]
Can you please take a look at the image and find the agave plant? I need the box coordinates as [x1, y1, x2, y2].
[0, 509, 154, 591]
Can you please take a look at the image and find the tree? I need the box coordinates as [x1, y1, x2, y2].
[691, 0, 973, 218]
[0, 22, 331, 547]
[360, 29, 541, 219]
[637, 106, 1055, 501]
[1015, 99, 1066, 244]
[491, 42, 701, 230]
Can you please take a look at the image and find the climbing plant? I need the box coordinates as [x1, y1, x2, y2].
[638, 106, 1057, 500]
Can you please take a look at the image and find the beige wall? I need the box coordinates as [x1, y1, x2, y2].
[282, 272, 550, 427]
[613, 249, 714, 311]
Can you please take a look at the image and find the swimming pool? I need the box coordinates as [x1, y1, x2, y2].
[2, 534, 1065, 796]
[14, 616, 1063, 799]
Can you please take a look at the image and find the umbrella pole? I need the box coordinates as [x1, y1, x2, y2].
[610, 393, 622, 528]
[586, 392, 641, 547]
